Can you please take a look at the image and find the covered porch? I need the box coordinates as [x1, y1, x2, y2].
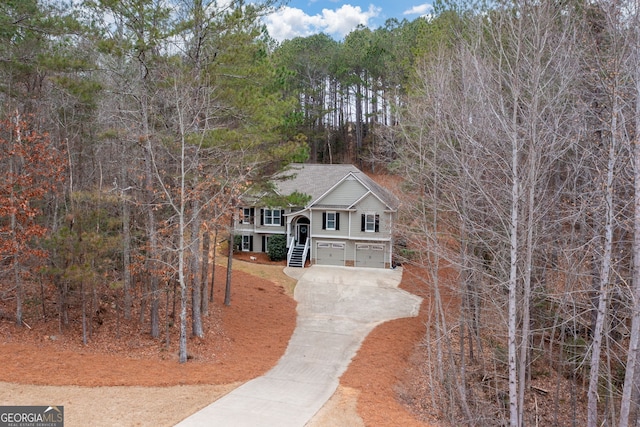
[285, 212, 310, 268]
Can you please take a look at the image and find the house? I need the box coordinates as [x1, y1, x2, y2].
[235, 163, 399, 268]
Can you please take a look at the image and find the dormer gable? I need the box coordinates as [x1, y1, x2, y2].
[312, 171, 398, 212]
[312, 174, 368, 208]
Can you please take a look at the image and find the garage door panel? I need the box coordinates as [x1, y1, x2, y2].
[316, 242, 345, 266]
[355, 243, 385, 268]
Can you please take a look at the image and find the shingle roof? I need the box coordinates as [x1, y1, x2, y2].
[273, 163, 399, 210]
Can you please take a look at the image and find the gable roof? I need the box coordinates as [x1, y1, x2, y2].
[351, 171, 399, 211]
[273, 163, 399, 211]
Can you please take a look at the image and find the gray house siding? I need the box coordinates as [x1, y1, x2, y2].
[310, 210, 349, 238]
[316, 177, 367, 207]
[237, 207, 290, 253]
[351, 194, 392, 239]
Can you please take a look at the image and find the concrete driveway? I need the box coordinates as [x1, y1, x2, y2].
[176, 265, 422, 427]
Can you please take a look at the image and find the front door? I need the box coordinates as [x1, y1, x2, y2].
[297, 224, 308, 245]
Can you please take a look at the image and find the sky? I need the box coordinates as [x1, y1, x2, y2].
[263, 0, 433, 42]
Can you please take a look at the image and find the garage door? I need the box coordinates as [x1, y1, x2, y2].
[355, 244, 386, 268]
[316, 242, 345, 266]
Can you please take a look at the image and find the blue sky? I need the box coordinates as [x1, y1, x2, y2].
[264, 0, 433, 42]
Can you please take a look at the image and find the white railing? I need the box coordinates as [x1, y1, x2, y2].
[286, 239, 296, 267]
[301, 238, 310, 267]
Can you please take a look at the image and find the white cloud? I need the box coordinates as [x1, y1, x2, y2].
[403, 3, 433, 16]
[264, 7, 322, 41]
[265, 4, 381, 42]
[322, 4, 380, 36]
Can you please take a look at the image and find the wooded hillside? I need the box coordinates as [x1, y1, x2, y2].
[1, 0, 640, 426]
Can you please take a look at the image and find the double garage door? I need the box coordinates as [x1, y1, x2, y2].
[316, 242, 386, 268]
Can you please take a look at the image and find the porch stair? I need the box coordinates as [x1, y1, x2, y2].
[288, 244, 306, 268]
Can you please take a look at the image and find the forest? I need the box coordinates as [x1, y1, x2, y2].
[1, 0, 640, 426]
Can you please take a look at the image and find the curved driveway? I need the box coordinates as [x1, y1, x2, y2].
[177, 266, 422, 427]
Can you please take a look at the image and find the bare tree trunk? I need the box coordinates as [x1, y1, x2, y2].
[179, 225, 188, 362]
[505, 19, 524, 423]
[165, 282, 170, 349]
[81, 280, 87, 345]
[9, 148, 22, 326]
[89, 284, 96, 339]
[355, 81, 363, 165]
[507, 122, 521, 427]
[620, 19, 640, 427]
[588, 91, 619, 427]
[177, 133, 188, 364]
[451, 212, 473, 420]
[201, 226, 210, 316]
[121, 155, 132, 320]
[225, 214, 233, 307]
[518, 121, 539, 426]
[191, 200, 204, 337]
[143, 123, 160, 339]
[172, 278, 177, 320]
[40, 278, 46, 319]
[210, 227, 218, 303]
[139, 273, 147, 325]
[62, 280, 68, 327]
[13, 254, 22, 326]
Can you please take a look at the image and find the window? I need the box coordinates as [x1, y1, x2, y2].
[242, 235, 252, 251]
[322, 212, 340, 230]
[262, 209, 282, 226]
[361, 213, 380, 232]
[242, 208, 254, 224]
[357, 244, 383, 251]
[326, 212, 336, 230]
[365, 214, 376, 231]
[318, 242, 344, 249]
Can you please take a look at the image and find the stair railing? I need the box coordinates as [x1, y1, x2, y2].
[300, 237, 310, 268]
[286, 237, 296, 267]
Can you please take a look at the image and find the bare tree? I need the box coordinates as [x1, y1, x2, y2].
[390, 2, 583, 425]
[463, 4, 580, 425]
[619, 2, 640, 426]
[582, 2, 636, 425]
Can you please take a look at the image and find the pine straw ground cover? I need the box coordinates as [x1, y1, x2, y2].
[0, 254, 435, 427]
[0, 253, 589, 427]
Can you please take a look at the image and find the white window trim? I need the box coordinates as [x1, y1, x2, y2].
[325, 211, 336, 231]
[242, 208, 252, 225]
[365, 213, 377, 232]
[264, 209, 281, 226]
[241, 235, 251, 251]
